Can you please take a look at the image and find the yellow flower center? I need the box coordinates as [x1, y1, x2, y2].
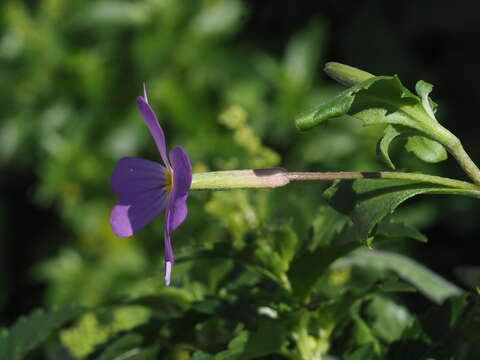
[164, 168, 173, 193]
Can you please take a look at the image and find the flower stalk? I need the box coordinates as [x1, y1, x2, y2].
[191, 169, 480, 195]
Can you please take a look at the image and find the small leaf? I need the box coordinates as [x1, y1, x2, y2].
[415, 80, 438, 120]
[295, 94, 353, 131]
[377, 125, 401, 169]
[0, 307, 84, 360]
[405, 136, 447, 163]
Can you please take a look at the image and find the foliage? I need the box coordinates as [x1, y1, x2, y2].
[1, 1, 480, 360]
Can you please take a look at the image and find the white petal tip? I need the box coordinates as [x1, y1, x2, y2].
[165, 261, 172, 286]
[143, 83, 148, 103]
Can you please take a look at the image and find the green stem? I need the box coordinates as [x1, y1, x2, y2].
[447, 140, 480, 186]
[286, 171, 479, 191]
[190, 169, 480, 193]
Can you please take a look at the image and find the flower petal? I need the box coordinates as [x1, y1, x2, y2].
[136, 95, 170, 166]
[110, 157, 168, 237]
[168, 146, 192, 231]
[111, 157, 166, 198]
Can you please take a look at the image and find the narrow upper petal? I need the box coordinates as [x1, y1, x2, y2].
[110, 157, 168, 237]
[136, 95, 170, 166]
[168, 146, 192, 231]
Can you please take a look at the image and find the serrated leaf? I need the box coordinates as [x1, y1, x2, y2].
[343, 250, 462, 303]
[323, 179, 478, 244]
[377, 125, 401, 169]
[0, 307, 84, 360]
[405, 136, 447, 163]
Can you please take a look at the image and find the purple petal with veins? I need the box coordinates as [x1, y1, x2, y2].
[110, 157, 168, 237]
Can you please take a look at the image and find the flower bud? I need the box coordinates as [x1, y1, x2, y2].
[324, 62, 374, 87]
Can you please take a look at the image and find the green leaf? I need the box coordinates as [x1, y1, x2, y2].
[0, 307, 84, 360]
[415, 80, 438, 120]
[288, 241, 360, 300]
[253, 224, 298, 289]
[213, 320, 286, 360]
[296, 71, 451, 165]
[377, 125, 401, 169]
[405, 135, 447, 163]
[311, 206, 350, 249]
[324, 179, 475, 244]
[96, 334, 149, 360]
[295, 94, 353, 130]
[391, 294, 475, 359]
[342, 344, 377, 360]
[376, 219, 428, 243]
[284, 21, 325, 88]
[353, 314, 381, 354]
[343, 250, 462, 303]
[367, 296, 413, 343]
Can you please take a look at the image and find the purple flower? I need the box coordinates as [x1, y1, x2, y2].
[110, 87, 192, 286]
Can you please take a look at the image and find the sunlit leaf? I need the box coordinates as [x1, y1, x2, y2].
[405, 136, 447, 163]
[296, 72, 449, 165]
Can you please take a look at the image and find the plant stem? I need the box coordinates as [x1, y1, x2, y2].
[286, 171, 479, 190]
[447, 141, 480, 185]
[190, 169, 480, 192]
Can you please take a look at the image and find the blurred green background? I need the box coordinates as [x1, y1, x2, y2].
[1, 0, 480, 357]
